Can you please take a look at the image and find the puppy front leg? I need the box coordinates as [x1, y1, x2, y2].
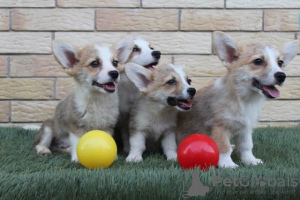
[234, 128, 263, 166]
[69, 133, 80, 162]
[161, 131, 177, 161]
[126, 131, 146, 163]
[211, 125, 238, 168]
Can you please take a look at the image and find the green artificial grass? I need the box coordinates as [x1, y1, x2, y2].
[0, 127, 300, 200]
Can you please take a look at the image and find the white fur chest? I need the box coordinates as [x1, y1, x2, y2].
[133, 100, 177, 140]
[224, 95, 264, 134]
[75, 89, 119, 133]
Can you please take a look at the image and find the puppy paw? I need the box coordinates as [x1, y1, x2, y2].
[242, 158, 263, 166]
[71, 154, 79, 162]
[36, 145, 52, 156]
[126, 154, 143, 163]
[218, 161, 239, 169]
[166, 152, 177, 161]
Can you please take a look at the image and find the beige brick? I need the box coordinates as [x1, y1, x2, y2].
[192, 77, 216, 90]
[174, 55, 225, 77]
[224, 32, 294, 47]
[0, 0, 54, 7]
[264, 10, 299, 31]
[286, 56, 300, 76]
[143, 0, 224, 8]
[56, 78, 75, 99]
[11, 101, 58, 122]
[227, 0, 300, 8]
[0, 79, 54, 99]
[55, 32, 211, 54]
[58, 0, 139, 7]
[96, 9, 178, 31]
[0, 33, 51, 54]
[257, 122, 299, 127]
[0, 56, 7, 77]
[10, 55, 67, 77]
[0, 101, 9, 122]
[12, 9, 94, 31]
[0, 10, 9, 30]
[280, 78, 300, 99]
[261, 101, 300, 121]
[181, 10, 262, 31]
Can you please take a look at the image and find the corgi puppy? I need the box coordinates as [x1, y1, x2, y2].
[176, 32, 298, 168]
[114, 37, 161, 152]
[33, 42, 121, 162]
[124, 63, 196, 162]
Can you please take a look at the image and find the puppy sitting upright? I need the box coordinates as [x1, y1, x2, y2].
[114, 37, 161, 152]
[177, 32, 298, 168]
[33, 42, 121, 162]
[125, 63, 196, 162]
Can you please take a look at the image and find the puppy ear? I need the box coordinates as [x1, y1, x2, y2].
[125, 63, 153, 92]
[52, 41, 79, 73]
[213, 31, 239, 67]
[281, 40, 299, 66]
[116, 36, 134, 64]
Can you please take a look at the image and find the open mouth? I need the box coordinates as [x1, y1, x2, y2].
[92, 81, 116, 93]
[167, 97, 192, 110]
[252, 78, 280, 99]
[143, 62, 158, 71]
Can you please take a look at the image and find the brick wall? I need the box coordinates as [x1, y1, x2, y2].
[0, 0, 299, 127]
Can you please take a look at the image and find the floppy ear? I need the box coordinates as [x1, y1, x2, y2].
[52, 41, 79, 72]
[281, 40, 299, 66]
[115, 36, 134, 64]
[213, 31, 239, 67]
[125, 63, 153, 92]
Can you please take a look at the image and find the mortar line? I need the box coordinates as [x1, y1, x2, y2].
[53, 78, 57, 99]
[94, 9, 97, 31]
[7, 56, 10, 77]
[262, 10, 265, 31]
[178, 9, 181, 31]
[8, 101, 11, 122]
[140, 0, 143, 8]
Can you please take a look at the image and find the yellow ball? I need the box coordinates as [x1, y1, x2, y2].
[77, 130, 117, 170]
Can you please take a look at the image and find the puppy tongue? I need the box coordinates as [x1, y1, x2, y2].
[177, 100, 192, 109]
[263, 85, 280, 98]
[103, 83, 115, 91]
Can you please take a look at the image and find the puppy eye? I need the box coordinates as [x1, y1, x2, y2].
[90, 60, 100, 68]
[278, 60, 284, 67]
[167, 79, 177, 85]
[112, 60, 118, 67]
[187, 79, 192, 85]
[149, 46, 154, 50]
[253, 59, 264, 66]
[132, 47, 140, 52]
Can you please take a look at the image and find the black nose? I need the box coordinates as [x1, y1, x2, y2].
[108, 70, 119, 79]
[187, 88, 196, 97]
[151, 51, 161, 59]
[274, 72, 286, 84]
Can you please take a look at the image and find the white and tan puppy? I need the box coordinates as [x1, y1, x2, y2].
[125, 63, 196, 162]
[33, 42, 121, 162]
[176, 32, 298, 168]
[114, 37, 161, 152]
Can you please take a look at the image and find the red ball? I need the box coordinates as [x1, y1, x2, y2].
[178, 134, 219, 170]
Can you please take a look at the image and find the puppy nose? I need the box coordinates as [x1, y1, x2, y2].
[108, 70, 119, 79]
[187, 88, 196, 97]
[151, 51, 161, 59]
[274, 72, 286, 84]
